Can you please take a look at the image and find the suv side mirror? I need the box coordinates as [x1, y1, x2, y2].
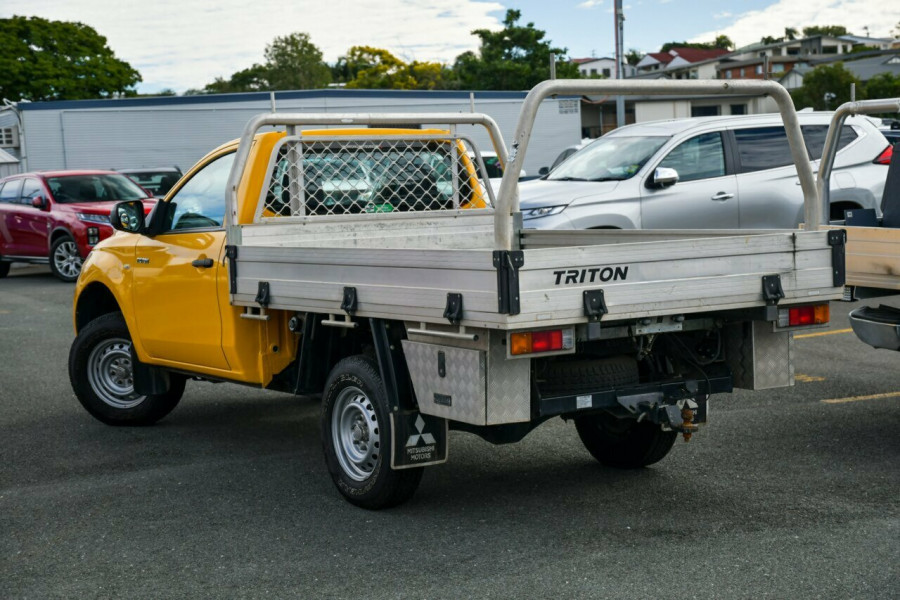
[648, 167, 679, 189]
[539, 166, 549, 176]
[31, 195, 48, 210]
[110, 200, 146, 234]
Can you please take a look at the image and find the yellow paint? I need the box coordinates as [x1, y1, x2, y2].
[73, 138, 297, 387]
[822, 391, 900, 404]
[795, 374, 826, 382]
[794, 328, 853, 339]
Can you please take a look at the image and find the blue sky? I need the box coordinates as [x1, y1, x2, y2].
[5, 0, 899, 93]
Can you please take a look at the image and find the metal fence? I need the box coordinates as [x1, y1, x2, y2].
[256, 133, 495, 220]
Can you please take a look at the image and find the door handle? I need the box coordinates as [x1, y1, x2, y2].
[711, 192, 734, 201]
[191, 258, 214, 268]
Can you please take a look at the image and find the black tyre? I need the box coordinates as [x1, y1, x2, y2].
[575, 412, 677, 469]
[321, 355, 423, 509]
[69, 312, 185, 425]
[49, 235, 83, 282]
[541, 355, 638, 396]
[0, 261, 9, 278]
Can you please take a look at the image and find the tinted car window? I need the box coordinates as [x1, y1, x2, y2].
[658, 132, 726, 182]
[21, 179, 44, 205]
[47, 174, 147, 203]
[0, 179, 22, 204]
[734, 127, 794, 172]
[800, 125, 859, 160]
[165, 152, 235, 231]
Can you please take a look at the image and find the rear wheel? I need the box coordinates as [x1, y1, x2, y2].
[0, 261, 9, 278]
[575, 413, 677, 469]
[69, 312, 185, 425]
[50, 236, 83, 282]
[321, 355, 423, 509]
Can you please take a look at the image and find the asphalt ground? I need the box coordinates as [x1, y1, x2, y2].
[1, 264, 898, 599]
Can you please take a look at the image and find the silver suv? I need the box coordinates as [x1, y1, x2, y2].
[520, 112, 892, 229]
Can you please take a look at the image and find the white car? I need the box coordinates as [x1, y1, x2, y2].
[520, 112, 892, 230]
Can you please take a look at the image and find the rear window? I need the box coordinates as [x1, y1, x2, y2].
[734, 125, 859, 173]
[0, 179, 22, 204]
[799, 125, 858, 160]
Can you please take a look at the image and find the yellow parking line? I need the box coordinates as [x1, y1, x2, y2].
[796, 374, 825, 382]
[822, 391, 900, 404]
[795, 328, 852, 339]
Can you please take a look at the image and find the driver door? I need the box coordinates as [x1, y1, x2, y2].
[131, 151, 235, 371]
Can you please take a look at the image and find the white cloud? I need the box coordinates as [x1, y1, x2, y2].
[6, 0, 506, 93]
[713, 11, 732, 20]
[691, 0, 900, 47]
[578, 0, 604, 8]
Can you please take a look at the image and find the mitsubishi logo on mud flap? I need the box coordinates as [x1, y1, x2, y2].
[406, 415, 436, 447]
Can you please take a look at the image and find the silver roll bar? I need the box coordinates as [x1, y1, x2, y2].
[224, 112, 508, 238]
[496, 79, 818, 247]
[817, 98, 900, 224]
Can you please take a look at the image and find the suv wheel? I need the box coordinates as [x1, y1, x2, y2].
[50, 236, 83, 282]
[0, 261, 9, 278]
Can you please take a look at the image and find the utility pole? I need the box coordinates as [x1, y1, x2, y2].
[614, 0, 626, 128]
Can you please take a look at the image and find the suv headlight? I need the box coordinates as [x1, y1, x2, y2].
[523, 205, 566, 219]
[77, 213, 110, 224]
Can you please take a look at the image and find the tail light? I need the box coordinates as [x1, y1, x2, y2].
[777, 303, 830, 328]
[510, 328, 575, 356]
[873, 144, 893, 165]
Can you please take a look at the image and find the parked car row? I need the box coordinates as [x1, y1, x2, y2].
[0, 111, 893, 282]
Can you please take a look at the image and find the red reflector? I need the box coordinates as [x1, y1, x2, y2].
[789, 305, 815, 326]
[874, 144, 893, 165]
[531, 329, 563, 352]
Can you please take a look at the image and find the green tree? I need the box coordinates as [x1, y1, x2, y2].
[453, 9, 579, 90]
[197, 32, 329, 93]
[864, 72, 900, 101]
[625, 49, 643, 66]
[802, 25, 850, 37]
[791, 62, 863, 110]
[341, 46, 454, 90]
[660, 38, 731, 52]
[713, 35, 734, 50]
[0, 15, 141, 101]
[784, 27, 799, 41]
[264, 32, 331, 90]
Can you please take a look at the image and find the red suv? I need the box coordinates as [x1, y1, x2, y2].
[0, 171, 156, 281]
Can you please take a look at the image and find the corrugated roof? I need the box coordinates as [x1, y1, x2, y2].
[669, 48, 731, 63]
[0, 148, 19, 164]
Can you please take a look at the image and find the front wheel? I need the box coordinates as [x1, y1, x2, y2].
[321, 356, 423, 509]
[69, 312, 185, 425]
[50, 235, 83, 282]
[575, 412, 677, 469]
[0, 261, 9, 278]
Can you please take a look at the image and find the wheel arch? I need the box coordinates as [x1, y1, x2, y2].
[75, 282, 122, 333]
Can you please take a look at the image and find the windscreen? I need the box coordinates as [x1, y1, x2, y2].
[547, 136, 670, 181]
[47, 174, 148, 203]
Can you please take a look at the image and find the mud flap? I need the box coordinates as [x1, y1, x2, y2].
[390, 411, 448, 469]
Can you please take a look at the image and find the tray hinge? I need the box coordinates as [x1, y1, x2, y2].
[255, 281, 270, 308]
[827, 229, 847, 288]
[583, 289, 608, 321]
[443, 292, 464, 324]
[761, 274, 784, 321]
[225, 245, 238, 294]
[341, 286, 358, 315]
[492, 250, 524, 315]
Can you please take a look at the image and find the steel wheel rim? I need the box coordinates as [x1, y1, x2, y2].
[332, 386, 381, 482]
[54, 241, 82, 279]
[87, 337, 146, 409]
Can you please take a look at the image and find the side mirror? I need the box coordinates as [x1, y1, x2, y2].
[648, 167, 679, 189]
[539, 167, 549, 176]
[110, 200, 146, 234]
[31, 195, 48, 210]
